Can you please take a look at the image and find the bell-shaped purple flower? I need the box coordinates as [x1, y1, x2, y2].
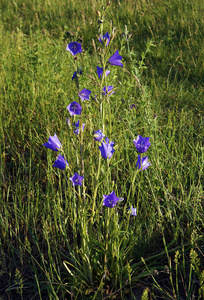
[99, 32, 110, 46]
[66, 42, 82, 56]
[43, 133, 61, 151]
[129, 206, 137, 216]
[94, 129, 105, 142]
[133, 135, 151, 153]
[78, 88, 92, 101]
[136, 155, 151, 171]
[67, 101, 82, 116]
[97, 66, 110, 79]
[108, 50, 123, 67]
[102, 86, 115, 96]
[53, 154, 69, 170]
[73, 120, 85, 135]
[103, 191, 120, 208]
[69, 173, 84, 186]
[99, 137, 115, 159]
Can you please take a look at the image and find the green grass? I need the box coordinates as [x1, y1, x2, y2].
[0, 0, 204, 299]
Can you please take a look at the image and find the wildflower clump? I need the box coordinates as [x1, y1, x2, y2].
[42, 14, 153, 297]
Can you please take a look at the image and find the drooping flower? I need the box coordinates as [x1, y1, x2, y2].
[136, 155, 151, 171]
[99, 32, 110, 46]
[129, 206, 137, 216]
[69, 173, 84, 186]
[102, 86, 115, 96]
[96, 66, 110, 79]
[66, 42, 82, 56]
[94, 129, 105, 142]
[72, 71, 76, 81]
[108, 50, 123, 67]
[67, 101, 82, 116]
[99, 137, 115, 159]
[43, 133, 61, 151]
[72, 71, 77, 81]
[73, 120, 85, 135]
[133, 135, 151, 153]
[78, 88, 92, 101]
[103, 191, 120, 208]
[53, 154, 69, 170]
[72, 69, 82, 81]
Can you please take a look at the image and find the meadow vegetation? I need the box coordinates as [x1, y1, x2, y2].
[0, 0, 204, 299]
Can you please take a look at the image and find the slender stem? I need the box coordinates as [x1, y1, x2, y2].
[92, 153, 102, 220]
[107, 159, 110, 194]
[104, 207, 110, 267]
[80, 119, 86, 204]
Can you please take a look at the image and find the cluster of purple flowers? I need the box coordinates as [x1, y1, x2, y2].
[102, 192, 136, 216]
[43, 134, 83, 186]
[73, 120, 85, 136]
[100, 135, 151, 214]
[43, 34, 151, 217]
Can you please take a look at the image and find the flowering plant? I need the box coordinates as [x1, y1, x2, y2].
[42, 12, 153, 296]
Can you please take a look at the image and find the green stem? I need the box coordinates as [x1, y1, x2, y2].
[104, 207, 111, 267]
[80, 119, 86, 204]
[92, 153, 102, 216]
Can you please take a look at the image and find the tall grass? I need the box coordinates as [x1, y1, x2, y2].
[0, 0, 204, 299]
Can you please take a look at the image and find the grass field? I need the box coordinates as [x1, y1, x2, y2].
[0, 0, 204, 299]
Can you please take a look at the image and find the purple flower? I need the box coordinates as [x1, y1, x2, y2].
[129, 206, 137, 216]
[66, 42, 82, 56]
[133, 135, 151, 153]
[78, 88, 92, 101]
[97, 66, 110, 79]
[53, 154, 69, 170]
[94, 129, 105, 142]
[130, 104, 136, 109]
[99, 137, 115, 159]
[103, 191, 120, 208]
[72, 69, 83, 81]
[108, 50, 123, 67]
[69, 173, 84, 186]
[102, 86, 115, 96]
[99, 32, 110, 46]
[43, 133, 61, 151]
[72, 71, 76, 81]
[67, 101, 82, 116]
[136, 155, 151, 171]
[73, 120, 85, 135]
